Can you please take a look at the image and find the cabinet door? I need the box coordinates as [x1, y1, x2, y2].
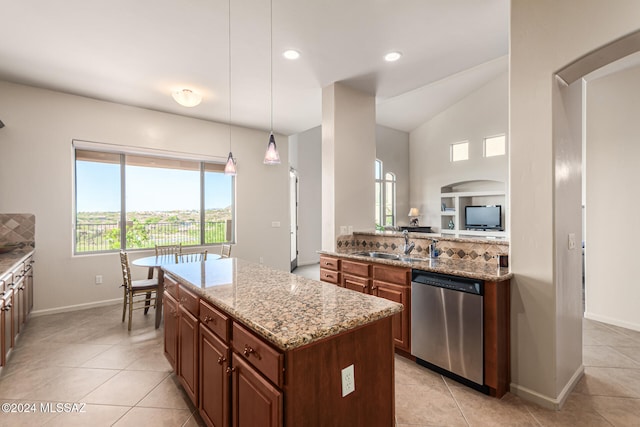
[199, 324, 230, 427]
[163, 293, 179, 370]
[1, 292, 11, 367]
[232, 355, 282, 427]
[179, 305, 199, 406]
[343, 274, 371, 293]
[9, 286, 18, 346]
[373, 280, 410, 352]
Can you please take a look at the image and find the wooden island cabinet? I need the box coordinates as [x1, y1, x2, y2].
[162, 258, 401, 427]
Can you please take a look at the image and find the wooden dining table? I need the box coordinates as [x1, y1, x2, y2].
[132, 253, 222, 328]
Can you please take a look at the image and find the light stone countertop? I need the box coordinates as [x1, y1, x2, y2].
[162, 258, 403, 351]
[0, 248, 34, 279]
[319, 250, 512, 282]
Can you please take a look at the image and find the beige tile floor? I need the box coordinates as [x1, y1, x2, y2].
[1, 299, 640, 426]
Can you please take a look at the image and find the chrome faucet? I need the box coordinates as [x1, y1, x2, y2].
[402, 230, 415, 255]
[429, 239, 439, 259]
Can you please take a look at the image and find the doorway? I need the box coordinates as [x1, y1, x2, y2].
[290, 168, 299, 272]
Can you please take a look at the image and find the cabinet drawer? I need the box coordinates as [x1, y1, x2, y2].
[343, 274, 371, 293]
[199, 299, 230, 342]
[342, 260, 371, 278]
[178, 284, 199, 317]
[319, 255, 340, 271]
[164, 275, 179, 299]
[320, 268, 341, 284]
[373, 265, 410, 285]
[232, 322, 283, 387]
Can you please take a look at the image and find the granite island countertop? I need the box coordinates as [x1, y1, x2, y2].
[162, 258, 403, 351]
[319, 249, 512, 282]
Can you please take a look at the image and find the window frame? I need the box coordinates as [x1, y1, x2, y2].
[375, 159, 396, 227]
[450, 141, 469, 162]
[483, 134, 507, 158]
[73, 140, 235, 255]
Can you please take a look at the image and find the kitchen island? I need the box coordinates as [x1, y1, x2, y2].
[162, 257, 402, 427]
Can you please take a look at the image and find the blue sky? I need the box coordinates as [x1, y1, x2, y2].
[76, 161, 232, 212]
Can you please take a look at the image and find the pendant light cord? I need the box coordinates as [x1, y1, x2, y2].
[270, 0, 273, 133]
[228, 0, 232, 152]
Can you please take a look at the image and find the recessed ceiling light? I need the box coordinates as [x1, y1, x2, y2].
[384, 51, 402, 62]
[283, 49, 300, 60]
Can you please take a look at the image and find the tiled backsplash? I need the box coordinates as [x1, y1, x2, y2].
[337, 232, 508, 265]
[0, 213, 35, 248]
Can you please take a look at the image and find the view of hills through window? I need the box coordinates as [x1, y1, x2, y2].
[74, 149, 234, 253]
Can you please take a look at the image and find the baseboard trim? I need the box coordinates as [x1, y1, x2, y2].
[584, 312, 640, 332]
[510, 365, 584, 410]
[31, 298, 121, 317]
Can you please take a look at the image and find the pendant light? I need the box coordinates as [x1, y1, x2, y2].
[263, 0, 281, 165]
[224, 0, 237, 176]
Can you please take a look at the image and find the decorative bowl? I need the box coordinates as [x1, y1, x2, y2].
[0, 243, 19, 254]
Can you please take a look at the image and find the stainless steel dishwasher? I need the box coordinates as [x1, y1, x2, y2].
[411, 269, 487, 392]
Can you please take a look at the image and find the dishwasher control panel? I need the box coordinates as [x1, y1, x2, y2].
[411, 270, 483, 295]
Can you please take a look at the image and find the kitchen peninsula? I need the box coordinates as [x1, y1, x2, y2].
[161, 257, 402, 427]
[319, 230, 512, 398]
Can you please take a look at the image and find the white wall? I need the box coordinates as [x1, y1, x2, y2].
[0, 81, 290, 314]
[409, 71, 508, 231]
[585, 65, 640, 330]
[510, 0, 640, 408]
[289, 126, 322, 266]
[321, 83, 376, 250]
[376, 125, 410, 226]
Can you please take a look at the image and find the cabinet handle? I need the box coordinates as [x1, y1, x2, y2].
[203, 315, 216, 324]
[371, 285, 377, 291]
[217, 356, 227, 365]
[324, 274, 333, 279]
[170, 309, 178, 318]
[2, 304, 11, 311]
[243, 345, 262, 360]
[226, 367, 236, 375]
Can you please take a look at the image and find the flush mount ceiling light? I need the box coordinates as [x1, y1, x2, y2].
[282, 49, 300, 60]
[171, 89, 202, 107]
[263, 0, 281, 165]
[224, 0, 237, 176]
[384, 51, 402, 62]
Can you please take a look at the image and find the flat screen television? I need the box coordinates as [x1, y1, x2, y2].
[464, 205, 502, 231]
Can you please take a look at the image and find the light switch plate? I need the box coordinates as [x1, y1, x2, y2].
[341, 364, 355, 397]
[568, 233, 576, 250]
[271, 221, 281, 228]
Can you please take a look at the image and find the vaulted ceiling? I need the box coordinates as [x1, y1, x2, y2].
[0, 0, 509, 135]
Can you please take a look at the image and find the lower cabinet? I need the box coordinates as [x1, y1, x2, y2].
[323, 258, 411, 353]
[232, 355, 282, 427]
[163, 292, 179, 370]
[199, 324, 230, 427]
[0, 252, 35, 369]
[178, 302, 199, 404]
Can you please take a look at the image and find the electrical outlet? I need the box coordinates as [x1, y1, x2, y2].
[95, 275, 103, 285]
[271, 221, 281, 228]
[568, 233, 576, 250]
[341, 364, 355, 397]
[259, 257, 264, 264]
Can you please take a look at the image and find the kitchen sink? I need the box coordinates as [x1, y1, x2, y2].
[354, 251, 427, 263]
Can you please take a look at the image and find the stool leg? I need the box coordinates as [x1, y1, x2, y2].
[144, 292, 151, 314]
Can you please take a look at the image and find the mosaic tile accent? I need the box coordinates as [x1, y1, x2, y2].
[0, 213, 35, 248]
[335, 231, 509, 267]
